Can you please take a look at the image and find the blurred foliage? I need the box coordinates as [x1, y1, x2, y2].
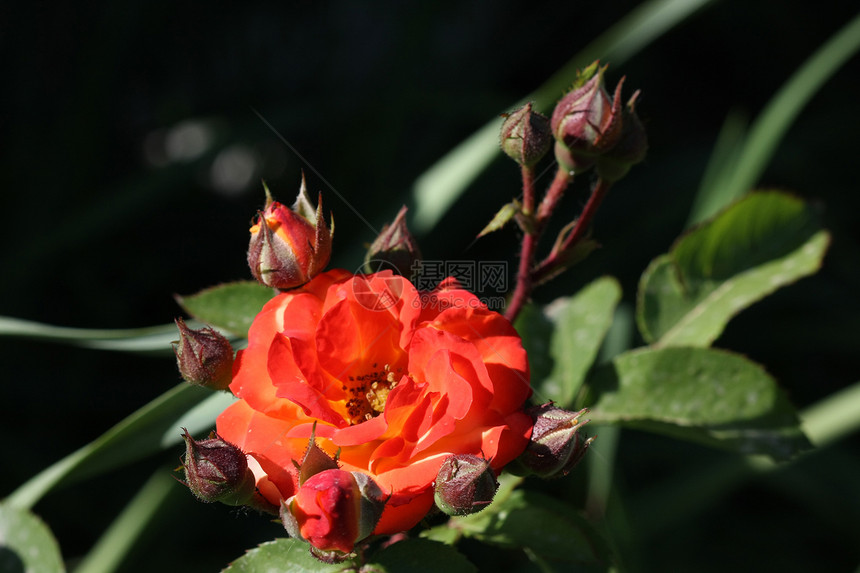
[2, 1, 859, 572]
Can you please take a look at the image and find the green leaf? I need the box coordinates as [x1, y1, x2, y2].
[368, 538, 477, 573]
[7, 384, 235, 510]
[411, 0, 714, 233]
[477, 200, 520, 238]
[586, 346, 812, 460]
[637, 191, 829, 347]
[176, 281, 275, 337]
[222, 538, 350, 573]
[450, 489, 611, 568]
[538, 277, 622, 407]
[0, 503, 64, 573]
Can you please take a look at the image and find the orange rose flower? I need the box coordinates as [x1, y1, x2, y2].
[216, 269, 532, 535]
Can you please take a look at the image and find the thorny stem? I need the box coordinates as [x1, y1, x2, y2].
[505, 166, 572, 323]
[533, 176, 613, 285]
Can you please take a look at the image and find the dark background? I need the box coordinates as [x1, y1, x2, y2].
[2, 1, 859, 571]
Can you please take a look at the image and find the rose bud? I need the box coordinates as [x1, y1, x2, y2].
[499, 102, 552, 167]
[434, 454, 499, 517]
[179, 429, 256, 506]
[280, 469, 387, 558]
[511, 404, 595, 478]
[172, 317, 233, 391]
[363, 206, 422, 279]
[247, 176, 332, 290]
[596, 90, 648, 182]
[550, 61, 625, 173]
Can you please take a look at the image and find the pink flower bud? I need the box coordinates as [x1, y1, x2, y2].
[247, 176, 332, 290]
[281, 469, 386, 556]
[499, 102, 552, 167]
[550, 61, 625, 173]
[433, 454, 498, 516]
[180, 429, 256, 505]
[172, 318, 233, 391]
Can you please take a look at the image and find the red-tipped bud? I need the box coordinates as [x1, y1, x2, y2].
[500, 102, 552, 167]
[511, 404, 594, 479]
[433, 454, 498, 516]
[550, 61, 625, 174]
[596, 91, 648, 182]
[364, 206, 422, 278]
[280, 469, 386, 559]
[247, 176, 332, 290]
[172, 318, 233, 391]
[179, 429, 256, 505]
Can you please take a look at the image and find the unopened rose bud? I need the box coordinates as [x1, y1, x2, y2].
[364, 206, 422, 278]
[180, 429, 256, 506]
[172, 317, 233, 391]
[280, 469, 386, 558]
[247, 176, 332, 290]
[500, 102, 552, 167]
[434, 454, 498, 516]
[511, 404, 594, 478]
[596, 91, 648, 182]
[550, 61, 624, 174]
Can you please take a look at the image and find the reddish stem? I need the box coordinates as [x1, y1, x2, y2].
[505, 166, 572, 323]
[521, 164, 536, 215]
[537, 167, 574, 225]
[505, 232, 538, 323]
[533, 176, 612, 284]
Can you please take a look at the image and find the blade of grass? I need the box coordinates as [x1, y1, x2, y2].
[686, 110, 748, 227]
[0, 315, 237, 354]
[412, 0, 715, 233]
[688, 11, 860, 224]
[5, 384, 235, 510]
[73, 470, 177, 573]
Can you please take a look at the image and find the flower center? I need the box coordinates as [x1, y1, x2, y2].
[342, 363, 402, 425]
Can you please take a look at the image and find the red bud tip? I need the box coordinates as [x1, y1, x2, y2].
[248, 178, 332, 290]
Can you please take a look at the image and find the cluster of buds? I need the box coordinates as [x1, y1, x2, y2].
[550, 61, 647, 180]
[510, 404, 594, 478]
[280, 438, 387, 562]
[499, 61, 646, 182]
[247, 176, 332, 290]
